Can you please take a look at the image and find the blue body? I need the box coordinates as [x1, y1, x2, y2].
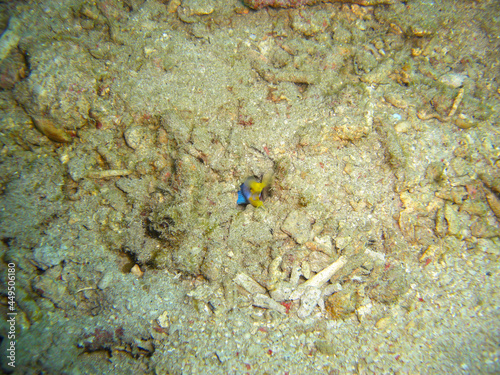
[237, 175, 271, 207]
[237, 182, 252, 205]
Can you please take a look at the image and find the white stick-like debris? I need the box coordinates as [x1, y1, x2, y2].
[252, 293, 286, 314]
[233, 273, 267, 295]
[290, 255, 347, 300]
[87, 169, 133, 178]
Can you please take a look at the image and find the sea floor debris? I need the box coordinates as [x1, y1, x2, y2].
[0, 0, 499, 373]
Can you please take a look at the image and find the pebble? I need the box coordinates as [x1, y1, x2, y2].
[130, 264, 144, 278]
[0, 17, 20, 62]
[281, 210, 312, 245]
[182, 0, 214, 15]
[438, 72, 467, 88]
[178, 0, 214, 22]
[444, 202, 461, 237]
[269, 282, 293, 302]
[124, 126, 146, 149]
[157, 311, 170, 329]
[97, 271, 114, 290]
[297, 286, 321, 319]
[32, 116, 73, 143]
[394, 120, 411, 133]
[33, 243, 66, 270]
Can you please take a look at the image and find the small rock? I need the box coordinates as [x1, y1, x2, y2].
[315, 339, 336, 356]
[178, 0, 214, 22]
[438, 72, 467, 88]
[301, 260, 311, 279]
[97, 272, 114, 290]
[307, 251, 331, 272]
[471, 219, 500, 238]
[33, 242, 66, 270]
[130, 264, 144, 278]
[167, 0, 181, 13]
[322, 283, 342, 298]
[297, 286, 321, 319]
[335, 236, 351, 251]
[444, 202, 461, 237]
[325, 287, 358, 320]
[476, 238, 500, 255]
[281, 210, 312, 244]
[355, 50, 378, 74]
[460, 200, 488, 216]
[269, 282, 293, 302]
[181, 0, 214, 15]
[394, 120, 411, 133]
[309, 235, 334, 256]
[157, 311, 170, 329]
[268, 256, 285, 287]
[368, 265, 408, 304]
[290, 9, 329, 36]
[375, 315, 393, 330]
[124, 126, 146, 149]
[426, 161, 445, 182]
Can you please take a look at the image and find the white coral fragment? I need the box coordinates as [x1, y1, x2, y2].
[297, 286, 322, 319]
[290, 255, 347, 300]
[252, 293, 286, 314]
[233, 273, 267, 295]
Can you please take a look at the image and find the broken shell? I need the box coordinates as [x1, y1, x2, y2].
[32, 116, 73, 143]
[130, 264, 144, 277]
